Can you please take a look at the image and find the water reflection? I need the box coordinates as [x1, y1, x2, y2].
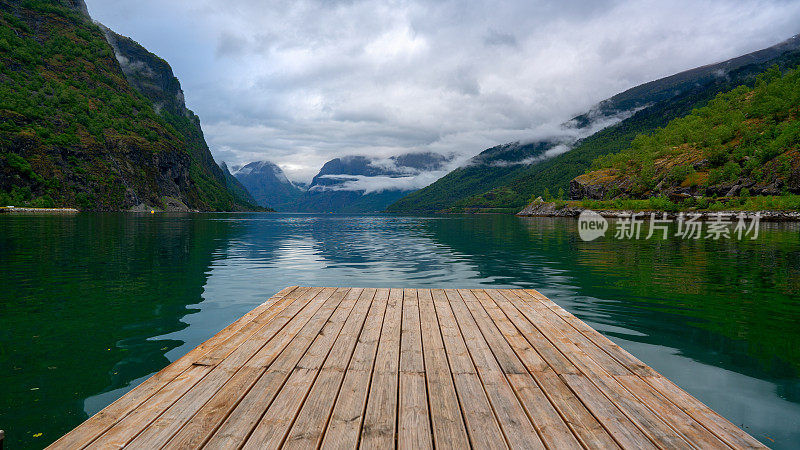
[1, 213, 798, 448]
[0, 213, 237, 447]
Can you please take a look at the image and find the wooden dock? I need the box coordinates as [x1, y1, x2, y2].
[50, 287, 765, 449]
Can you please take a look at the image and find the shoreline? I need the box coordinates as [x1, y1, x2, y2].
[516, 201, 800, 221]
[0, 207, 79, 214]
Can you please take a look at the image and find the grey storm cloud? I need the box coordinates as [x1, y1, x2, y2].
[86, 0, 800, 182]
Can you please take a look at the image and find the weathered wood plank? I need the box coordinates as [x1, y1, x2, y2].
[152, 287, 326, 449]
[203, 287, 346, 449]
[242, 288, 364, 448]
[398, 288, 433, 450]
[119, 287, 328, 449]
[112, 286, 325, 449]
[644, 375, 767, 449]
[525, 291, 764, 449]
[463, 289, 582, 450]
[561, 373, 658, 449]
[360, 288, 403, 449]
[525, 289, 657, 377]
[431, 289, 507, 450]
[48, 286, 301, 450]
[417, 289, 470, 450]
[445, 289, 544, 450]
[614, 374, 730, 448]
[507, 290, 695, 449]
[478, 289, 619, 449]
[321, 289, 390, 449]
[282, 288, 377, 449]
[52, 287, 763, 450]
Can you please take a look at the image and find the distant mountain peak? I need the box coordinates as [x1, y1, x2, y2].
[231, 160, 292, 184]
[229, 160, 302, 209]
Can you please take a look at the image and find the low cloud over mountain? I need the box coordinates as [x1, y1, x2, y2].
[86, 0, 800, 184]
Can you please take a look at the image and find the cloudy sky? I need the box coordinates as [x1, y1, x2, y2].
[85, 0, 800, 182]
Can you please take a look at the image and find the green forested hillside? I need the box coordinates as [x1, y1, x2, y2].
[454, 48, 800, 213]
[572, 66, 800, 202]
[0, 0, 256, 210]
[385, 141, 556, 213]
[387, 34, 800, 213]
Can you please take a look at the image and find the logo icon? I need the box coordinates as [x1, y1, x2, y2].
[578, 209, 608, 241]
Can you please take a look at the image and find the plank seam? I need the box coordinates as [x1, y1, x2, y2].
[238, 288, 353, 448]
[504, 289, 686, 449]
[156, 287, 331, 449]
[416, 290, 437, 450]
[495, 289, 636, 449]
[273, 289, 366, 449]
[444, 289, 513, 449]
[470, 289, 585, 450]
[527, 290, 746, 449]
[353, 289, 391, 447]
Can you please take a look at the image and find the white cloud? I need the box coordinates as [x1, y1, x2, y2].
[85, 0, 800, 184]
[312, 171, 451, 194]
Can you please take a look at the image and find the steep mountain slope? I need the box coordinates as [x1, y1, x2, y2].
[386, 139, 568, 213]
[572, 66, 800, 201]
[219, 161, 259, 206]
[0, 0, 255, 210]
[290, 152, 452, 213]
[229, 160, 303, 209]
[387, 33, 800, 213]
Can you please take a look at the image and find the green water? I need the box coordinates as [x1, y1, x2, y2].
[0, 213, 798, 448]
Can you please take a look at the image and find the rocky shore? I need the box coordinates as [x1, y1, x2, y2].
[516, 200, 800, 221]
[0, 207, 79, 214]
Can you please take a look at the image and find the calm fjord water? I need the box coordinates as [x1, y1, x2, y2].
[1, 213, 799, 448]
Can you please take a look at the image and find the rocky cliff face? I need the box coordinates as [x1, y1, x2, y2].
[570, 153, 800, 201]
[98, 27, 250, 208]
[0, 0, 253, 210]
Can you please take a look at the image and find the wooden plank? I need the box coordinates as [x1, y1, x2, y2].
[490, 289, 654, 448]
[202, 287, 347, 449]
[508, 290, 631, 376]
[528, 288, 762, 448]
[93, 286, 324, 449]
[445, 289, 544, 450]
[561, 373, 658, 449]
[417, 289, 470, 450]
[116, 288, 326, 449]
[47, 286, 301, 450]
[51, 287, 763, 450]
[155, 288, 356, 449]
[504, 290, 694, 448]
[147, 287, 328, 449]
[281, 288, 377, 449]
[614, 374, 730, 448]
[431, 289, 507, 450]
[321, 289, 390, 449]
[481, 290, 580, 377]
[644, 375, 767, 449]
[360, 288, 403, 448]
[463, 289, 582, 450]
[478, 289, 619, 449]
[195, 286, 312, 367]
[243, 288, 365, 448]
[398, 289, 433, 450]
[525, 289, 657, 377]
